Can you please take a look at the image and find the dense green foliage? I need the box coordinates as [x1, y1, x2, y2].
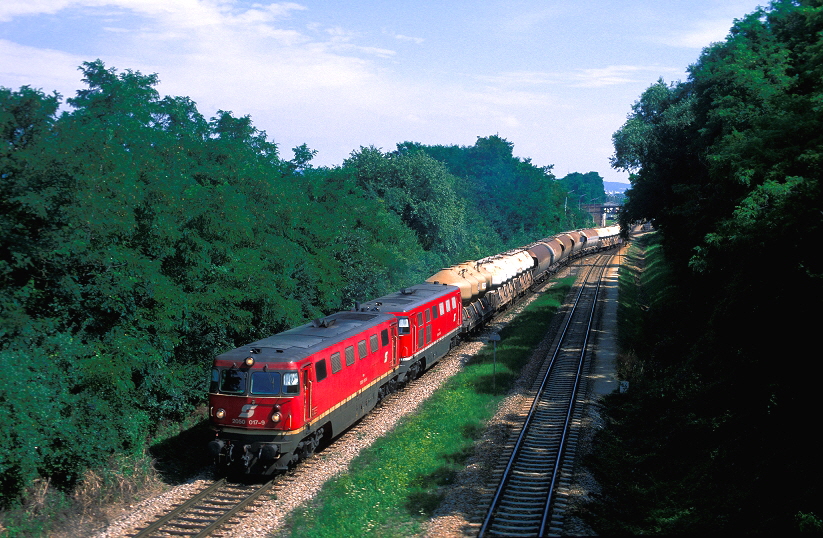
[393, 137, 592, 250]
[594, 0, 823, 533]
[0, 60, 588, 509]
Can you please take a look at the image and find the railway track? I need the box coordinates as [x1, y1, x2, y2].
[123, 252, 610, 538]
[478, 253, 612, 537]
[131, 478, 274, 537]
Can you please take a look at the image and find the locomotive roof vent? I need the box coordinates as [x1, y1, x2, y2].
[312, 318, 336, 328]
[401, 288, 416, 295]
[251, 347, 261, 354]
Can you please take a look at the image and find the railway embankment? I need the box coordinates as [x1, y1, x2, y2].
[577, 231, 823, 535]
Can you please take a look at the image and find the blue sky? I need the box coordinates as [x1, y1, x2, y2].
[1, 1, 766, 183]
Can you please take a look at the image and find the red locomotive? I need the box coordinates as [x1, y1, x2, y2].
[208, 283, 462, 474]
[208, 227, 620, 474]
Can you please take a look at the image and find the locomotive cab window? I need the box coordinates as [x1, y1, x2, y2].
[283, 372, 300, 395]
[398, 317, 410, 335]
[219, 369, 246, 394]
[251, 371, 281, 395]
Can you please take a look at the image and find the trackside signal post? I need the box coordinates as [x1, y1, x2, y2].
[489, 332, 501, 393]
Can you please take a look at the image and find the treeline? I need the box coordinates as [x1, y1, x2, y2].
[558, 171, 607, 206]
[0, 60, 590, 505]
[591, 0, 823, 533]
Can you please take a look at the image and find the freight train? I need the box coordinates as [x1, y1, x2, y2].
[207, 226, 621, 475]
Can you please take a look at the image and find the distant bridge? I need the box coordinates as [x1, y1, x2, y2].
[581, 202, 621, 226]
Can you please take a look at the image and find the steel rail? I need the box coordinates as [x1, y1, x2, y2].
[132, 479, 227, 537]
[478, 254, 611, 537]
[538, 255, 608, 536]
[131, 478, 274, 537]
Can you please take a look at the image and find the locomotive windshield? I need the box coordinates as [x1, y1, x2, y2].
[250, 371, 281, 394]
[219, 369, 246, 394]
[210, 368, 300, 396]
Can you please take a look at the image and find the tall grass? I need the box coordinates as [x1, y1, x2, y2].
[281, 276, 575, 537]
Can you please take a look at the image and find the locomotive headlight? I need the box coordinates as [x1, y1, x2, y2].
[244, 356, 255, 367]
[215, 408, 226, 419]
[270, 412, 282, 423]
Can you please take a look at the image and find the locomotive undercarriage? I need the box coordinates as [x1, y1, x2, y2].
[210, 425, 328, 475]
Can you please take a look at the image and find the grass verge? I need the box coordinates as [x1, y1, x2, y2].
[279, 276, 576, 537]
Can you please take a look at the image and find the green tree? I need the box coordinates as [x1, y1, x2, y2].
[599, 1, 823, 532]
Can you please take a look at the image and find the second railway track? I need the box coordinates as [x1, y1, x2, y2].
[478, 252, 612, 537]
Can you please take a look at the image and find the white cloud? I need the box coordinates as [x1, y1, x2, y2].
[392, 33, 424, 45]
[663, 18, 737, 49]
[0, 39, 85, 98]
[0, 1, 83, 22]
[476, 65, 682, 90]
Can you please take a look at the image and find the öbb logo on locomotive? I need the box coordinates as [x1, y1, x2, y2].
[207, 226, 621, 475]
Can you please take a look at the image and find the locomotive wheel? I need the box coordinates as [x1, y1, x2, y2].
[409, 361, 422, 381]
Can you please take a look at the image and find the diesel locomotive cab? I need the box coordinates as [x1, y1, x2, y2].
[208, 362, 302, 472]
[207, 310, 400, 475]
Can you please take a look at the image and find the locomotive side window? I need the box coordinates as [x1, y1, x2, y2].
[439, 302, 445, 316]
[220, 369, 246, 394]
[398, 317, 410, 335]
[251, 371, 281, 395]
[331, 352, 342, 373]
[316, 359, 328, 382]
[432, 305, 438, 319]
[358, 340, 368, 359]
[345, 346, 355, 366]
[370, 334, 379, 353]
[282, 372, 299, 395]
[381, 329, 389, 347]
